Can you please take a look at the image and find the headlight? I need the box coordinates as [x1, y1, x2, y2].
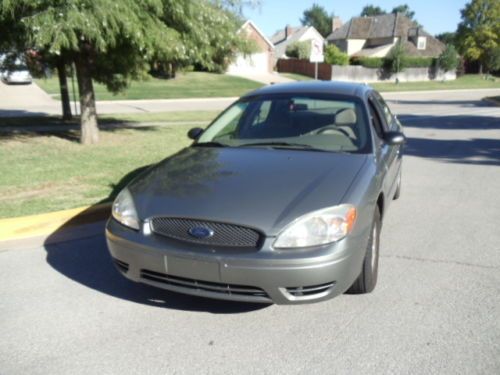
[112, 188, 140, 230]
[273, 204, 356, 249]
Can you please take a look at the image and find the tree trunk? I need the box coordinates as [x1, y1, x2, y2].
[478, 62, 483, 75]
[74, 55, 99, 145]
[56, 58, 72, 121]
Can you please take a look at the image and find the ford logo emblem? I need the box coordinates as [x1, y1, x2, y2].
[188, 227, 214, 239]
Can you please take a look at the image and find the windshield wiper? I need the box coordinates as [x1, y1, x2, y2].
[237, 142, 328, 152]
[193, 141, 228, 148]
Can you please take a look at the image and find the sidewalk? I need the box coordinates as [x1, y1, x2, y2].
[0, 87, 237, 118]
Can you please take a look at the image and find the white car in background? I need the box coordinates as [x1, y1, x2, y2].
[0, 64, 32, 84]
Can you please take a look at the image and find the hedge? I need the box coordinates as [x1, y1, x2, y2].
[350, 57, 384, 68]
[349, 56, 437, 69]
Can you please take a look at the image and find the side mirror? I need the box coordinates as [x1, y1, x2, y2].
[187, 127, 204, 140]
[384, 131, 406, 146]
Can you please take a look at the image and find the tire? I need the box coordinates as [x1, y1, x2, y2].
[347, 208, 381, 294]
[393, 168, 402, 200]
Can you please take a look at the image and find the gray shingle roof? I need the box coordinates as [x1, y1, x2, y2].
[327, 13, 419, 41]
[271, 26, 315, 58]
[326, 13, 445, 57]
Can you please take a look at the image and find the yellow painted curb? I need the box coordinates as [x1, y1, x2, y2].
[0, 203, 111, 242]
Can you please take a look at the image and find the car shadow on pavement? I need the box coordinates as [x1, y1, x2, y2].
[43, 165, 269, 314]
[399, 114, 500, 131]
[387, 99, 493, 107]
[399, 114, 500, 166]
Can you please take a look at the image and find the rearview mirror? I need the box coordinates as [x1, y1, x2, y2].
[188, 127, 204, 140]
[383, 131, 406, 146]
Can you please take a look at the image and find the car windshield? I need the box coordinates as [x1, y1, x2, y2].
[197, 94, 370, 153]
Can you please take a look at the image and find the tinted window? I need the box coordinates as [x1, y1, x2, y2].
[372, 93, 394, 129]
[198, 94, 370, 153]
[368, 100, 384, 139]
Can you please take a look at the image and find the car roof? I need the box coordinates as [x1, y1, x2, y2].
[242, 80, 373, 99]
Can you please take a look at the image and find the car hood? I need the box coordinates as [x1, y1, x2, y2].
[129, 147, 367, 236]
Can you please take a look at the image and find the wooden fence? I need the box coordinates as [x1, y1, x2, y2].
[277, 59, 332, 80]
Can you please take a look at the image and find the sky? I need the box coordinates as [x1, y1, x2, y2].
[243, 0, 468, 37]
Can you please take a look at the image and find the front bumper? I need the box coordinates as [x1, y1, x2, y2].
[106, 219, 369, 304]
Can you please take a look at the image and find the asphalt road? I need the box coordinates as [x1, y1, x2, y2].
[1, 90, 500, 374]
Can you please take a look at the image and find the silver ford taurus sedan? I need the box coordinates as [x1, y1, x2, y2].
[106, 81, 405, 304]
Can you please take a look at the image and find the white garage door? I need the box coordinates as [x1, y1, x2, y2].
[227, 52, 269, 74]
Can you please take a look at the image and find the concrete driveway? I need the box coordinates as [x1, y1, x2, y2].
[0, 80, 59, 117]
[0, 90, 499, 374]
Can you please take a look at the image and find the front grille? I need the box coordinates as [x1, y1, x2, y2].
[286, 282, 335, 297]
[150, 217, 262, 248]
[140, 269, 271, 302]
[113, 258, 129, 273]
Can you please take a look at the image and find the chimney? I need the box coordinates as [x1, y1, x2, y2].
[332, 17, 343, 33]
[285, 25, 293, 39]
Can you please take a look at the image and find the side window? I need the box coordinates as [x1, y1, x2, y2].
[373, 93, 394, 129]
[368, 100, 384, 139]
[251, 100, 271, 126]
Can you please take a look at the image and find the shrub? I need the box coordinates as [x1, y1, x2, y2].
[437, 45, 459, 72]
[385, 41, 407, 73]
[286, 41, 311, 59]
[324, 45, 349, 65]
[403, 57, 435, 68]
[350, 57, 384, 68]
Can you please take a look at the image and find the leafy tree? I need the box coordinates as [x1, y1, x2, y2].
[300, 4, 333, 38]
[0, 0, 178, 144]
[436, 32, 457, 46]
[456, 0, 500, 73]
[286, 41, 311, 59]
[484, 46, 500, 73]
[438, 45, 460, 72]
[391, 4, 415, 20]
[360, 5, 386, 17]
[0, 0, 249, 144]
[159, 0, 257, 76]
[324, 45, 349, 65]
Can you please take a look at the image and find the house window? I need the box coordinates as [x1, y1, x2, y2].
[417, 36, 427, 50]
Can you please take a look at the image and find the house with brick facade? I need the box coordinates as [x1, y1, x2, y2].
[227, 20, 275, 75]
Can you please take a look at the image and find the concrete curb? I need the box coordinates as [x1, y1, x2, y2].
[0, 203, 111, 250]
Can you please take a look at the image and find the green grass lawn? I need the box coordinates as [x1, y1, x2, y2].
[0, 112, 222, 219]
[371, 74, 500, 92]
[281, 73, 313, 81]
[36, 72, 263, 101]
[281, 73, 499, 91]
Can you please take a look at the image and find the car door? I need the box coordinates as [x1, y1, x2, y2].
[367, 93, 400, 200]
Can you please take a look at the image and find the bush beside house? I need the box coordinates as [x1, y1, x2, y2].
[285, 41, 311, 59]
[324, 45, 349, 65]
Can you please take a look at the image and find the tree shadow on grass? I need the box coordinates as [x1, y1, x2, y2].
[43, 164, 269, 314]
[0, 115, 159, 142]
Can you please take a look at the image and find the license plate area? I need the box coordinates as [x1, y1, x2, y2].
[164, 255, 220, 282]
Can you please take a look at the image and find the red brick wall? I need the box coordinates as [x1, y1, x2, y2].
[242, 23, 273, 72]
